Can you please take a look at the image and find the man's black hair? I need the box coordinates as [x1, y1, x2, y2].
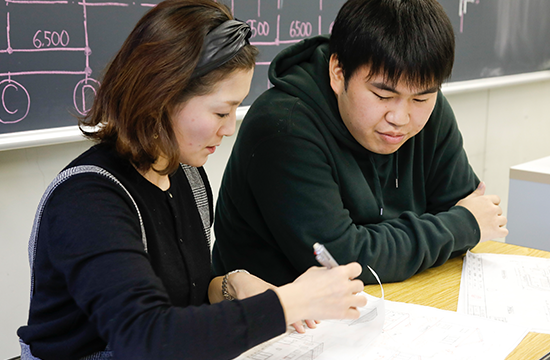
[329, 0, 455, 88]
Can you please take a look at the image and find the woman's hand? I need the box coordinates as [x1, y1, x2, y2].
[230, 272, 324, 333]
[210, 264, 364, 333]
[274, 263, 366, 327]
[208, 271, 322, 333]
[229, 271, 276, 299]
[228, 272, 322, 333]
[208, 271, 274, 304]
[291, 319, 321, 333]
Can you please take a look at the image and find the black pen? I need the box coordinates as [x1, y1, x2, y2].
[313, 242, 339, 269]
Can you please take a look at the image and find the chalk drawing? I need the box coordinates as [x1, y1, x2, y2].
[0, 0, 156, 124]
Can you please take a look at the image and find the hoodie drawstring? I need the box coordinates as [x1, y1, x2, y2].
[369, 156, 385, 216]
[369, 152, 399, 217]
[395, 152, 399, 189]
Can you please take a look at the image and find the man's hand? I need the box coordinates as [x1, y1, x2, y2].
[456, 181, 508, 241]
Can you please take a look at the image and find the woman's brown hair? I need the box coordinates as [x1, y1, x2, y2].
[80, 0, 258, 174]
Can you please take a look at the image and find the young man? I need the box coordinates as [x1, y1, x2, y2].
[212, 0, 508, 286]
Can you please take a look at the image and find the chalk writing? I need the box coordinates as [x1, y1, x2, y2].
[0, 0, 155, 125]
[459, 0, 480, 33]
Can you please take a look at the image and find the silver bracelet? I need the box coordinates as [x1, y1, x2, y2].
[222, 269, 249, 301]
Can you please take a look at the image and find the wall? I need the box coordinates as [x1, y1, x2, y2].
[1, 79, 550, 358]
[449, 78, 550, 216]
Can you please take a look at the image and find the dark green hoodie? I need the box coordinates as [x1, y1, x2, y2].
[212, 35, 480, 285]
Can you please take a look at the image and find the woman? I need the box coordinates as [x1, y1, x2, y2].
[17, 1, 366, 359]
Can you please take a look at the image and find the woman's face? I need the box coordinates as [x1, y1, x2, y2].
[171, 68, 254, 167]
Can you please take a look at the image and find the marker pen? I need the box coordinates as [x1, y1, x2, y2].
[313, 242, 339, 269]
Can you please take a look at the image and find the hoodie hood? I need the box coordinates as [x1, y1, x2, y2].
[268, 35, 365, 153]
[268, 35, 400, 216]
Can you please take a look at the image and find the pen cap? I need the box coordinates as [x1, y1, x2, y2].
[313, 242, 323, 255]
[313, 242, 339, 268]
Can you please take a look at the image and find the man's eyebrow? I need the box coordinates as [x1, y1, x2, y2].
[371, 82, 439, 96]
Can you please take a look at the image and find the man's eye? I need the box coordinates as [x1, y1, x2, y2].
[374, 93, 391, 100]
[216, 113, 229, 118]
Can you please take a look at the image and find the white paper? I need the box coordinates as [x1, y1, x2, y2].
[233, 291, 384, 360]
[458, 251, 550, 333]
[360, 300, 528, 360]
[235, 297, 527, 360]
[234, 261, 528, 360]
[234, 265, 385, 360]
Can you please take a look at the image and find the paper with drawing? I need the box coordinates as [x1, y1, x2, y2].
[360, 300, 527, 360]
[234, 291, 384, 360]
[458, 250, 550, 334]
[234, 265, 385, 360]
[233, 256, 529, 360]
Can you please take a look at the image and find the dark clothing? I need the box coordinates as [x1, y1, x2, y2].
[18, 144, 285, 360]
[212, 35, 481, 286]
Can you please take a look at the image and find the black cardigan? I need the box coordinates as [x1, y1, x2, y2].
[18, 144, 285, 360]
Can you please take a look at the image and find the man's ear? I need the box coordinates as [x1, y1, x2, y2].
[329, 54, 345, 96]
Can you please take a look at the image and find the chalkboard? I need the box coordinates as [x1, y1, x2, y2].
[1, 0, 550, 135]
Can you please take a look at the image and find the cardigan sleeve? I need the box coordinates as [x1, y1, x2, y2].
[24, 174, 286, 360]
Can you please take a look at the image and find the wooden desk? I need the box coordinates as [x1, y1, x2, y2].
[364, 241, 550, 360]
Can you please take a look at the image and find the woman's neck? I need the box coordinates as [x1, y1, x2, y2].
[136, 156, 171, 191]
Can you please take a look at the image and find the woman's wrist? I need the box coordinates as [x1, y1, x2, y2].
[273, 283, 308, 326]
[222, 269, 250, 300]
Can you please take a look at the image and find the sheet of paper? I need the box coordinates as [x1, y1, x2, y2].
[233, 291, 385, 360]
[235, 297, 527, 360]
[458, 251, 550, 334]
[359, 300, 528, 360]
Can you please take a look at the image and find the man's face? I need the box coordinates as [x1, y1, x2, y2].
[329, 55, 439, 155]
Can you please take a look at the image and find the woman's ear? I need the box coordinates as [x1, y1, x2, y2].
[329, 54, 345, 96]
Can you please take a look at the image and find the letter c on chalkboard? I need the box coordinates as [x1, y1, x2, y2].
[0, 79, 30, 124]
